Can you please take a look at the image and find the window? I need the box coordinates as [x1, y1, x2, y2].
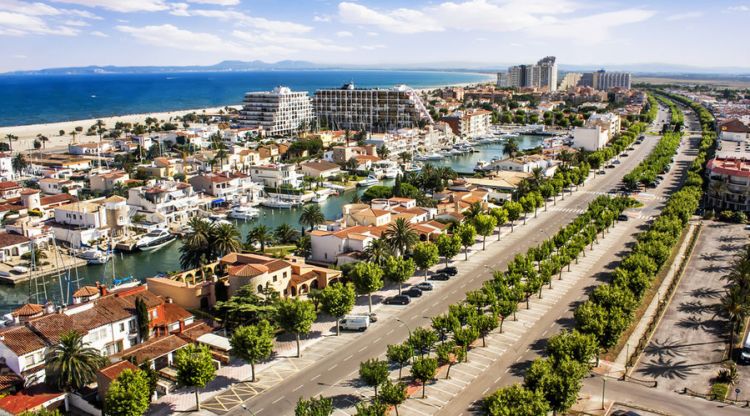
[257, 284, 263, 292]
[273, 275, 277, 282]
[283, 271, 288, 278]
[119, 322, 125, 332]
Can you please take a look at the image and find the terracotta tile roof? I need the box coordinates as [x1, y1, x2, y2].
[0, 233, 29, 249]
[0, 385, 65, 415]
[0, 182, 20, 191]
[19, 189, 39, 196]
[98, 360, 138, 382]
[72, 286, 99, 298]
[178, 321, 216, 342]
[266, 260, 290, 272]
[228, 263, 267, 277]
[720, 118, 750, 133]
[10, 304, 43, 318]
[26, 314, 88, 344]
[301, 161, 340, 172]
[40, 194, 77, 206]
[113, 335, 188, 364]
[0, 326, 45, 355]
[152, 303, 193, 328]
[0, 365, 22, 391]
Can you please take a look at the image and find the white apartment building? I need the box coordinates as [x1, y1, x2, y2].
[188, 172, 263, 204]
[587, 113, 621, 140]
[127, 181, 207, 224]
[248, 164, 303, 189]
[441, 109, 492, 138]
[314, 83, 433, 132]
[502, 56, 558, 91]
[0, 153, 15, 181]
[309, 226, 380, 265]
[719, 119, 750, 142]
[239, 86, 314, 136]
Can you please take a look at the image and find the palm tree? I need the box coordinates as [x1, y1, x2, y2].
[11, 154, 27, 175]
[363, 239, 392, 266]
[464, 201, 484, 223]
[69, 130, 78, 144]
[274, 223, 300, 244]
[36, 134, 48, 149]
[383, 218, 418, 257]
[530, 167, 544, 188]
[246, 225, 274, 252]
[213, 222, 242, 257]
[299, 204, 325, 232]
[4, 134, 17, 151]
[504, 137, 519, 157]
[719, 288, 749, 358]
[184, 217, 214, 249]
[710, 180, 728, 210]
[21, 248, 47, 270]
[45, 331, 106, 391]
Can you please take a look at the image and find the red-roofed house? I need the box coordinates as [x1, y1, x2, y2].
[0, 385, 65, 415]
[719, 118, 750, 142]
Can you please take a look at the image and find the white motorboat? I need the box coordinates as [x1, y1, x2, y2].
[136, 229, 176, 251]
[10, 265, 29, 274]
[261, 198, 294, 209]
[357, 174, 380, 188]
[425, 153, 445, 161]
[208, 212, 227, 221]
[403, 162, 422, 173]
[228, 205, 260, 220]
[383, 167, 402, 179]
[474, 160, 490, 171]
[77, 248, 111, 265]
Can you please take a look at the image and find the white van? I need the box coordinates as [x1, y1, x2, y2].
[340, 314, 370, 331]
[741, 331, 750, 364]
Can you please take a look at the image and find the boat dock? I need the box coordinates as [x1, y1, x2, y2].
[0, 253, 87, 285]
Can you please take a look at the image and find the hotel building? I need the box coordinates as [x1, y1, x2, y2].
[238, 86, 314, 136]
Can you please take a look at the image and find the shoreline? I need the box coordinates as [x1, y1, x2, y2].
[0, 77, 494, 152]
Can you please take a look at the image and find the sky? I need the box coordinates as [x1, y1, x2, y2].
[1, 0, 749, 72]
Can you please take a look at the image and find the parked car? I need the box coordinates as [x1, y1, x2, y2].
[416, 282, 434, 291]
[437, 266, 458, 276]
[606, 164, 615, 169]
[429, 273, 450, 281]
[384, 295, 411, 305]
[597, 170, 606, 175]
[621, 153, 629, 157]
[740, 330, 750, 364]
[404, 287, 423, 298]
[613, 160, 621, 164]
[340, 314, 370, 331]
[617, 214, 629, 221]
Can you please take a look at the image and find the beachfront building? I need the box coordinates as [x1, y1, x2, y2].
[314, 83, 433, 132]
[500, 56, 558, 91]
[188, 172, 263, 205]
[0, 153, 14, 181]
[238, 86, 315, 136]
[440, 109, 492, 138]
[51, 196, 130, 247]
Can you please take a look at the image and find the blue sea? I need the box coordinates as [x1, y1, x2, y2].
[0, 70, 492, 127]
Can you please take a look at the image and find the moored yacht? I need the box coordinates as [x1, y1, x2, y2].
[136, 229, 176, 251]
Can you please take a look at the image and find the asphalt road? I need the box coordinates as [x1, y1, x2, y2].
[230, 108, 670, 416]
[437, 106, 698, 415]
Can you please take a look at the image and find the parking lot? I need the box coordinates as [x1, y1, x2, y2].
[633, 221, 750, 396]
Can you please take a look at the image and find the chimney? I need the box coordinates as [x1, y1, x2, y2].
[166, 297, 173, 304]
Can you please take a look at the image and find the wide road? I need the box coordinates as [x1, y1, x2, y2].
[229, 108, 671, 416]
[436, 106, 700, 415]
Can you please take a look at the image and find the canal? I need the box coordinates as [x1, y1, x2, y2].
[0, 135, 543, 313]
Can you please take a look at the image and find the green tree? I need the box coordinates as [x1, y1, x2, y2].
[359, 358, 389, 397]
[246, 224, 274, 252]
[436, 341, 465, 379]
[435, 233, 461, 267]
[295, 396, 334, 416]
[135, 296, 150, 341]
[504, 201, 522, 232]
[383, 256, 415, 295]
[11, 153, 27, 175]
[231, 321, 276, 382]
[457, 222, 477, 260]
[411, 357, 438, 398]
[524, 358, 587, 415]
[45, 330, 106, 392]
[350, 261, 385, 313]
[213, 222, 243, 257]
[320, 282, 357, 335]
[383, 218, 419, 256]
[546, 330, 599, 367]
[483, 384, 549, 416]
[274, 223, 301, 244]
[354, 400, 388, 416]
[474, 214, 497, 250]
[386, 343, 412, 379]
[409, 327, 438, 357]
[380, 379, 407, 416]
[470, 314, 498, 347]
[276, 299, 316, 358]
[363, 239, 393, 266]
[413, 241, 440, 280]
[174, 344, 217, 411]
[104, 369, 151, 416]
[299, 204, 326, 232]
[490, 208, 509, 240]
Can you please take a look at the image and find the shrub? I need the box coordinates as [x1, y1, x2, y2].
[711, 383, 729, 401]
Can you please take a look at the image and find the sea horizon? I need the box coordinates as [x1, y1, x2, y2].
[0, 69, 493, 127]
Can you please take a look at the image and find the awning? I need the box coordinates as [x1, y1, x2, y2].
[197, 333, 232, 352]
[211, 198, 225, 205]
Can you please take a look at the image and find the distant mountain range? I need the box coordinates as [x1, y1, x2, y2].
[4, 59, 750, 77]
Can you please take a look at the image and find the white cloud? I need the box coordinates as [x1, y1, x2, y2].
[336, 30, 353, 37]
[666, 11, 703, 21]
[117, 24, 246, 52]
[186, 0, 239, 5]
[313, 15, 331, 22]
[51, 0, 169, 13]
[728, 5, 750, 11]
[337, 0, 654, 42]
[367, 31, 378, 36]
[90, 30, 107, 37]
[232, 30, 352, 53]
[169, 2, 190, 16]
[338, 2, 443, 34]
[12, 54, 26, 59]
[63, 19, 88, 26]
[362, 44, 385, 50]
[0, 10, 78, 36]
[185, 9, 313, 34]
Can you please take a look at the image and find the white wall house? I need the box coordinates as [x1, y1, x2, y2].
[248, 164, 303, 188]
[309, 226, 379, 264]
[127, 181, 208, 224]
[573, 125, 608, 151]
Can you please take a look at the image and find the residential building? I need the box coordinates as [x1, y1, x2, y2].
[572, 112, 621, 151]
[248, 164, 303, 189]
[585, 70, 632, 90]
[441, 109, 492, 138]
[51, 196, 129, 246]
[501, 56, 558, 91]
[0, 233, 31, 262]
[38, 178, 78, 196]
[137, 157, 175, 179]
[238, 86, 314, 136]
[0, 181, 21, 200]
[491, 154, 555, 174]
[68, 141, 111, 156]
[314, 83, 433, 132]
[718, 119, 750, 142]
[587, 112, 621, 140]
[331, 144, 377, 164]
[559, 72, 583, 90]
[127, 181, 207, 224]
[310, 225, 383, 265]
[188, 172, 262, 204]
[299, 161, 342, 179]
[341, 204, 392, 227]
[0, 153, 14, 181]
[89, 171, 129, 192]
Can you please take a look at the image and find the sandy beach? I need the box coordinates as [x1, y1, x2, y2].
[0, 106, 234, 152]
[0, 78, 492, 153]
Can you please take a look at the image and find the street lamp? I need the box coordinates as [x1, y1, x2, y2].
[601, 378, 606, 410]
[395, 318, 414, 360]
